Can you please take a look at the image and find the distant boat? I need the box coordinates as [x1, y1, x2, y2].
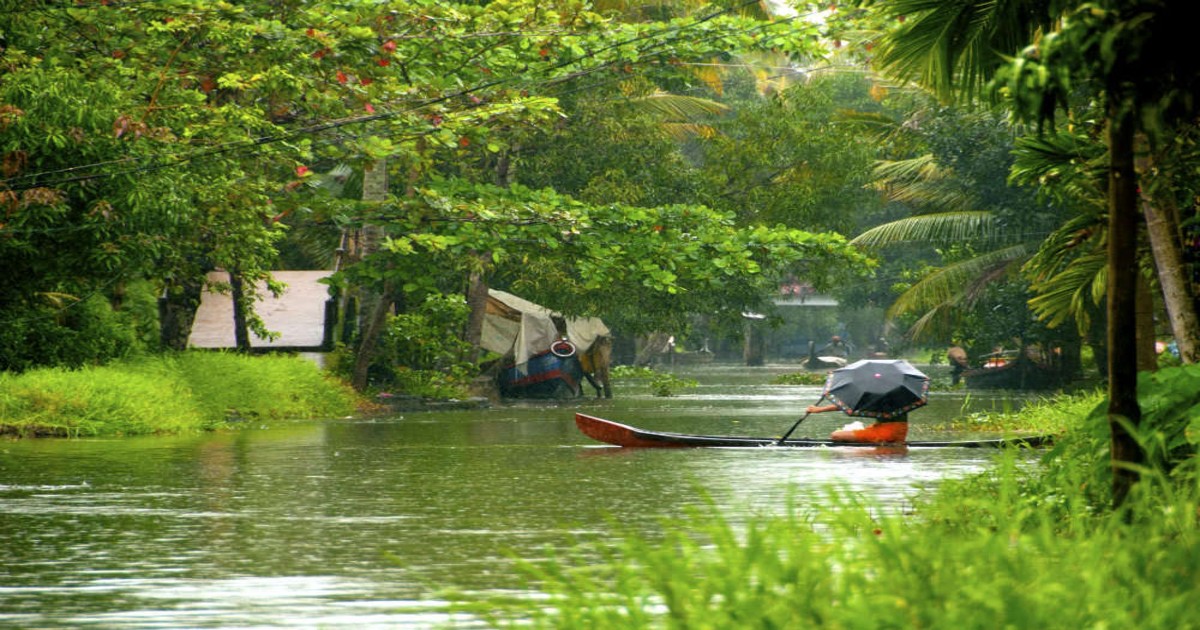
[963, 354, 1063, 390]
[804, 340, 847, 370]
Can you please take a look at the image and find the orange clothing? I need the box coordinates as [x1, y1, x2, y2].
[830, 421, 908, 444]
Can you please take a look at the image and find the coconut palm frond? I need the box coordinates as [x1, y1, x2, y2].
[872, 155, 977, 209]
[852, 211, 997, 247]
[691, 64, 725, 96]
[1022, 211, 1105, 282]
[1010, 130, 1106, 206]
[872, 0, 1055, 103]
[631, 92, 730, 120]
[1028, 250, 1107, 335]
[887, 243, 1032, 318]
[872, 154, 944, 184]
[661, 122, 720, 140]
[885, 180, 976, 209]
[36, 291, 81, 309]
[904, 303, 960, 342]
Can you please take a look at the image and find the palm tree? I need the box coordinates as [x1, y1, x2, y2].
[866, 0, 1200, 507]
[848, 104, 1070, 361]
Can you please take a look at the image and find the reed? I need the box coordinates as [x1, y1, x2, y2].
[0, 352, 358, 437]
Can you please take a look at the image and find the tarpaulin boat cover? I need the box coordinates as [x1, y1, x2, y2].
[480, 290, 609, 369]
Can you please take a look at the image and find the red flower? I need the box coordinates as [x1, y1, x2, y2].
[336, 71, 348, 84]
[306, 28, 315, 37]
[458, 137, 471, 147]
[360, 77, 373, 86]
[382, 40, 397, 54]
[295, 165, 310, 177]
[377, 58, 390, 67]
[365, 103, 375, 114]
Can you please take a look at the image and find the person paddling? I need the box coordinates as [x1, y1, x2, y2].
[805, 403, 909, 443]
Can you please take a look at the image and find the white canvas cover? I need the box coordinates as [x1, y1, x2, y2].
[480, 289, 609, 368]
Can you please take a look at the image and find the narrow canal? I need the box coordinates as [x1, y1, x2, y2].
[0, 364, 1038, 628]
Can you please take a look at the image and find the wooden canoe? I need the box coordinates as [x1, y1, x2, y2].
[575, 413, 1053, 449]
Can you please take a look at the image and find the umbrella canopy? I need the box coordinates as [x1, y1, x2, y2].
[823, 359, 929, 420]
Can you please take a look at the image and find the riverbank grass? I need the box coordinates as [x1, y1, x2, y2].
[480, 466, 1199, 629]
[0, 352, 358, 437]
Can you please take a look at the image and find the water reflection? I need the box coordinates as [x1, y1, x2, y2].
[0, 363, 1039, 628]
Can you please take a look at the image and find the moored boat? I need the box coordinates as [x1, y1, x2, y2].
[484, 289, 611, 399]
[499, 350, 584, 398]
[575, 413, 1053, 449]
[962, 355, 1063, 390]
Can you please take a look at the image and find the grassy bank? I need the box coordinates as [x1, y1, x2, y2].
[0, 352, 359, 437]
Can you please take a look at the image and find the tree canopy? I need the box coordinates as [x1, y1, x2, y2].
[0, 0, 873, 371]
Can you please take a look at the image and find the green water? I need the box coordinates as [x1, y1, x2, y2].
[0, 364, 1037, 628]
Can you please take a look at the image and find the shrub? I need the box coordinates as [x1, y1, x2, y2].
[0, 281, 159, 373]
[332, 293, 476, 398]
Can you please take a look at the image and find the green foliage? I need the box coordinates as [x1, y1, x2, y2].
[771, 371, 828, 386]
[328, 293, 475, 397]
[649, 372, 698, 397]
[1024, 364, 1200, 515]
[610, 365, 698, 397]
[0, 284, 160, 372]
[1, 0, 854, 371]
[949, 390, 1102, 435]
[480, 480, 1200, 629]
[345, 180, 872, 336]
[0, 353, 358, 437]
[379, 294, 473, 373]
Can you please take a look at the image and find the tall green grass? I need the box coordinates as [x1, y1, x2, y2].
[947, 389, 1104, 435]
[0, 352, 358, 437]
[479, 464, 1199, 629]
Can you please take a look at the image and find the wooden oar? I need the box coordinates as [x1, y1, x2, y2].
[776, 396, 824, 445]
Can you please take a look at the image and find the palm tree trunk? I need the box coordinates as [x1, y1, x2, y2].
[1106, 108, 1143, 509]
[1135, 273, 1157, 371]
[1142, 192, 1200, 364]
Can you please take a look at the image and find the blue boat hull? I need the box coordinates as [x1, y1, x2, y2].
[499, 351, 584, 398]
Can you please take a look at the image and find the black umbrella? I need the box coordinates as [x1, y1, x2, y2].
[823, 359, 929, 420]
